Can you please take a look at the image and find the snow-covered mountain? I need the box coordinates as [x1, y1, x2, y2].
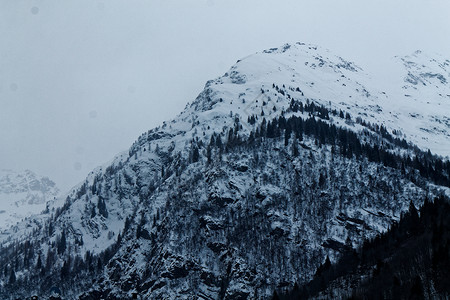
[0, 169, 59, 230]
[0, 43, 449, 299]
[191, 43, 450, 157]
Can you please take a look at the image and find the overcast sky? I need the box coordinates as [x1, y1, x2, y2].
[1, 0, 450, 192]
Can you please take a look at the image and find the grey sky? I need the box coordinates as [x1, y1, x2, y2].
[1, 0, 449, 192]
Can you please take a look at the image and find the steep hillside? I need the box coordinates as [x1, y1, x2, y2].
[279, 196, 450, 299]
[0, 43, 449, 299]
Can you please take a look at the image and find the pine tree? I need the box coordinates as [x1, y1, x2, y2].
[98, 197, 108, 218]
[57, 231, 66, 255]
[36, 253, 43, 270]
[192, 146, 200, 163]
[9, 269, 16, 284]
[284, 129, 291, 146]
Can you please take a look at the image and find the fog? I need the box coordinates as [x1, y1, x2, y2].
[1, 0, 449, 192]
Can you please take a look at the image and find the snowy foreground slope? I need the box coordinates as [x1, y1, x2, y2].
[0, 169, 59, 231]
[0, 43, 449, 299]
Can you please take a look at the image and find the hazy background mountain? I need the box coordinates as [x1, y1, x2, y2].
[0, 169, 59, 230]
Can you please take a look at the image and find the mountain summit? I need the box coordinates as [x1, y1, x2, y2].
[0, 43, 449, 299]
[190, 43, 450, 157]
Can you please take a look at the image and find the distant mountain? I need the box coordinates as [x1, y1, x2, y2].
[0, 169, 59, 230]
[0, 43, 449, 299]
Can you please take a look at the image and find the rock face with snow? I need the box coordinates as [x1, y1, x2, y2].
[0, 169, 59, 230]
[0, 43, 449, 299]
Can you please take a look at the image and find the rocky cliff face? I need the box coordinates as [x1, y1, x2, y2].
[0, 43, 449, 299]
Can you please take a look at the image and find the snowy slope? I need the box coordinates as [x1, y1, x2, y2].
[0, 43, 449, 299]
[188, 43, 450, 157]
[122, 42, 449, 168]
[0, 169, 59, 230]
[114, 43, 450, 179]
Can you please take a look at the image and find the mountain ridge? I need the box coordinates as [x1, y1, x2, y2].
[0, 42, 449, 299]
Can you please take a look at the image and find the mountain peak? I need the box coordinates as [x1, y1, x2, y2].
[184, 43, 450, 158]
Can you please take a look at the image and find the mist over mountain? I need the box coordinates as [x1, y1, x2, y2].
[0, 43, 449, 299]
